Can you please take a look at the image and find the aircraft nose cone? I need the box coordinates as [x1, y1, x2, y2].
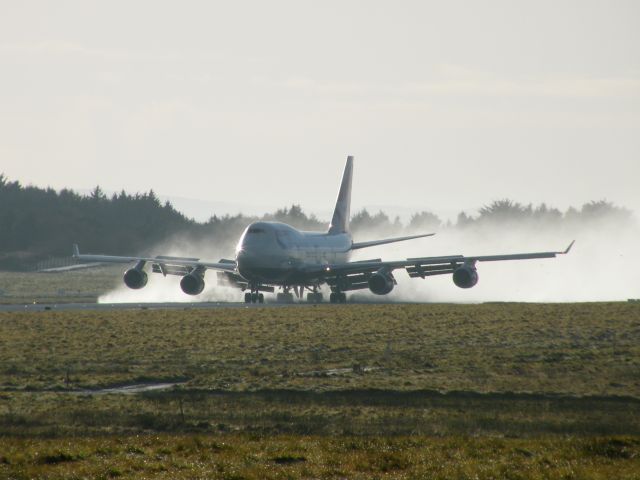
[236, 249, 248, 265]
[236, 252, 265, 282]
[236, 249, 256, 274]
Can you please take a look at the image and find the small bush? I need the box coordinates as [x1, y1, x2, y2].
[39, 451, 77, 464]
[585, 437, 639, 459]
[107, 467, 123, 477]
[273, 455, 306, 464]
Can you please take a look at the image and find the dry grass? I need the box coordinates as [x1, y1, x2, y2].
[1, 303, 639, 477]
[1, 387, 637, 438]
[0, 303, 638, 396]
[0, 303, 638, 441]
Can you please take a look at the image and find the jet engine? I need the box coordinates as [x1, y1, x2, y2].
[368, 270, 395, 295]
[453, 265, 479, 289]
[123, 268, 148, 289]
[180, 272, 205, 295]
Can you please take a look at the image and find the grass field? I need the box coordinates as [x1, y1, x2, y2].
[1, 303, 638, 396]
[1, 302, 639, 478]
[2, 434, 639, 479]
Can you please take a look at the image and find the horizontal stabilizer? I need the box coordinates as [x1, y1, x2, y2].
[351, 233, 435, 250]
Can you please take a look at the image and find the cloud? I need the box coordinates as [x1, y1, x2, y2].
[0, 40, 131, 60]
[0, 40, 228, 63]
[280, 67, 640, 100]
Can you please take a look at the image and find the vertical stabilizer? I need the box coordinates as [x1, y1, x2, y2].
[328, 155, 353, 234]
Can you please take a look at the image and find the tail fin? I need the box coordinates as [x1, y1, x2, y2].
[328, 155, 353, 234]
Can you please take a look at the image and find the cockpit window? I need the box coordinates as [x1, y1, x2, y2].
[248, 227, 265, 234]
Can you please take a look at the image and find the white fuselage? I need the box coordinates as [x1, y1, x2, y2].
[235, 221, 351, 285]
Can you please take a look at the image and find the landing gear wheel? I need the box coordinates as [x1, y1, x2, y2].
[244, 292, 252, 303]
[330, 292, 347, 304]
[251, 293, 258, 303]
[277, 292, 294, 303]
[258, 293, 264, 304]
[307, 292, 323, 303]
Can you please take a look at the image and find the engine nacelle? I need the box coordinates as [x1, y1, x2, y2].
[123, 268, 148, 289]
[453, 265, 479, 289]
[180, 273, 205, 295]
[368, 270, 395, 295]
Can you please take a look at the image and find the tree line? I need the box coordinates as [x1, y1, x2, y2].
[0, 174, 634, 270]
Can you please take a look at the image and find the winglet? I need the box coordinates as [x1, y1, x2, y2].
[562, 240, 575, 254]
[72, 244, 80, 258]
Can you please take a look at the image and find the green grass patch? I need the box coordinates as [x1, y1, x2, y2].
[1, 303, 639, 477]
[0, 266, 121, 303]
[0, 303, 638, 396]
[0, 434, 638, 479]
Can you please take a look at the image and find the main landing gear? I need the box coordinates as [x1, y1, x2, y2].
[244, 290, 264, 304]
[249, 286, 345, 304]
[276, 292, 295, 303]
[306, 292, 323, 303]
[329, 292, 347, 304]
[276, 286, 322, 303]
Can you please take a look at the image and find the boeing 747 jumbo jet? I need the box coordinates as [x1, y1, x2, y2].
[73, 156, 573, 303]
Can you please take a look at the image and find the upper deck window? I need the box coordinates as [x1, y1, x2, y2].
[248, 227, 265, 234]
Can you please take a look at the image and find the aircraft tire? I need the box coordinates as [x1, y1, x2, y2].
[306, 292, 322, 303]
[244, 292, 252, 303]
[277, 292, 294, 303]
[258, 293, 264, 303]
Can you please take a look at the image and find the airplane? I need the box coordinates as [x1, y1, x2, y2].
[73, 156, 573, 304]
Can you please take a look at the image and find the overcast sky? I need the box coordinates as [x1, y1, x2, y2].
[1, 1, 638, 220]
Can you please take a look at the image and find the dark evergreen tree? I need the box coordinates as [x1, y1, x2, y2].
[0, 174, 636, 270]
[408, 211, 442, 231]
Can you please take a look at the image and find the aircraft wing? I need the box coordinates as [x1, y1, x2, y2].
[351, 233, 435, 249]
[72, 244, 237, 272]
[312, 241, 574, 280]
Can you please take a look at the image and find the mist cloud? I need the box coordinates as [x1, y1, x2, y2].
[99, 202, 639, 304]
